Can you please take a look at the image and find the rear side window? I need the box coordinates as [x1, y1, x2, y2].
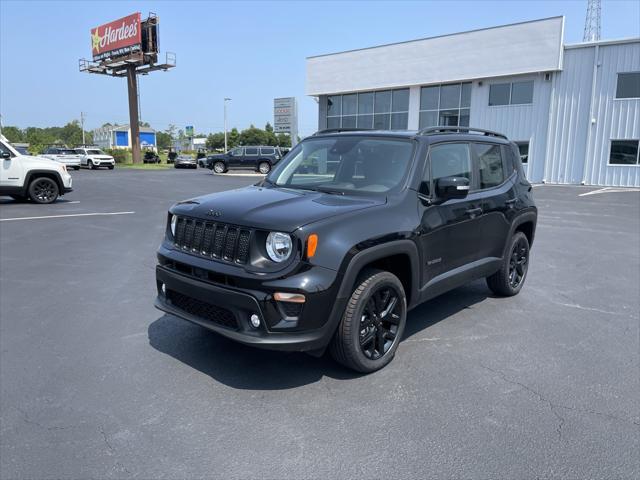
[430, 143, 472, 185]
[245, 147, 258, 155]
[260, 147, 275, 155]
[473, 143, 505, 189]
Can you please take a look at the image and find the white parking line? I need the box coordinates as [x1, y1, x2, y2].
[0, 211, 135, 222]
[579, 187, 640, 197]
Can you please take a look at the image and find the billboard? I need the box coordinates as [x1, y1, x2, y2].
[274, 97, 297, 134]
[185, 125, 194, 137]
[91, 13, 142, 61]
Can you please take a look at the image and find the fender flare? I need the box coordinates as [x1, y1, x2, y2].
[337, 239, 421, 308]
[24, 170, 64, 194]
[508, 209, 537, 246]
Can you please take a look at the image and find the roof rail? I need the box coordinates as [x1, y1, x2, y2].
[313, 128, 373, 136]
[417, 126, 508, 140]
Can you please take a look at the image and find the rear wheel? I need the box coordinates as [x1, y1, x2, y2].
[258, 162, 271, 174]
[213, 161, 226, 174]
[28, 177, 59, 204]
[486, 231, 530, 296]
[330, 269, 407, 373]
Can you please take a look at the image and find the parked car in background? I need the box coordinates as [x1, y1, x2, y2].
[143, 150, 160, 164]
[1, 134, 73, 204]
[155, 127, 537, 372]
[12, 144, 29, 155]
[41, 147, 82, 170]
[196, 149, 206, 167]
[206, 146, 283, 174]
[74, 147, 115, 170]
[174, 155, 197, 169]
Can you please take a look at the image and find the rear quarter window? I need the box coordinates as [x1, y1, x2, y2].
[260, 147, 275, 155]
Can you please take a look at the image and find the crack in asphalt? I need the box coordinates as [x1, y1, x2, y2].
[480, 364, 640, 439]
[479, 364, 567, 441]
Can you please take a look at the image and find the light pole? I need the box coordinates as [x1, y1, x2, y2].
[224, 97, 231, 152]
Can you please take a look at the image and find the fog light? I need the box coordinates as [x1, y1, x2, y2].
[160, 283, 166, 295]
[250, 314, 261, 328]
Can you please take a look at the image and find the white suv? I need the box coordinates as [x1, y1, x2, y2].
[0, 135, 73, 204]
[74, 147, 115, 169]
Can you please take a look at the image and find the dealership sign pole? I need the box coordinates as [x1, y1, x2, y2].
[79, 12, 175, 163]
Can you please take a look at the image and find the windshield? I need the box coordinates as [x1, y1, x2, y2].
[87, 149, 104, 155]
[267, 136, 415, 193]
[60, 149, 77, 155]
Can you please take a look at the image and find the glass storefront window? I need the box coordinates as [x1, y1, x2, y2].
[419, 82, 472, 129]
[325, 88, 409, 131]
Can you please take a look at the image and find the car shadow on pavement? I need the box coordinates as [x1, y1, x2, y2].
[147, 280, 490, 390]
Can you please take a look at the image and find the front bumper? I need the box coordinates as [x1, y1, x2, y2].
[154, 264, 345, 352]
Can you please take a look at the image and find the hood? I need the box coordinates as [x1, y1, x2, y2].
[19, 155, 67, 172]
[171, 185, 385, 232]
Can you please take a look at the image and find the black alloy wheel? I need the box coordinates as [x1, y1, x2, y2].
[359, 286, 402, 360]
[486, 231, 530, 296]
[330, 269, 407, 373]
[29, 177, 59, 204]
[508, 236, 529, 289]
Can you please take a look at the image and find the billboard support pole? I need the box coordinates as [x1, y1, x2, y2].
[127, 65, 141, 164]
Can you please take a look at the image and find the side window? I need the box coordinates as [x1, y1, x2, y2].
[230, 148, 243, 156]
[245, 147, 258, 155]
[430, 143, 472, 188]
[260, 147, 274, 155]
[474, 143, 505, 189]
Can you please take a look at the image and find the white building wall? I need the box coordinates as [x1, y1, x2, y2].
[584, 41, 640, 186]
[469, 73, 553, 182]
[306, 17, 564, 96]
[545, 40, 640, 186]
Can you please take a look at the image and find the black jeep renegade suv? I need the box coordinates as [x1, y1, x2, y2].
[155, 127, 537, 372]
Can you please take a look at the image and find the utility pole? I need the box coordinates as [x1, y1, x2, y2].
[583, 0, 601, 42]
[80, 112, 86, 145]
[127, 65, 142, 164]
[224, 97, 231, 152]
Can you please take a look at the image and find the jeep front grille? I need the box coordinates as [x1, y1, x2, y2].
[173, 216, 252, 264]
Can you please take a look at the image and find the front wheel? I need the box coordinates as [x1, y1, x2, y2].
[108, 165, 114, 170]
[486, 231, 530, 296]
[213, 161, 226, 174]
[330, 269, 407, 373]
[258, 162, 271, 174]
[88, 160, 95, 170]
[28, 177, 59, 204]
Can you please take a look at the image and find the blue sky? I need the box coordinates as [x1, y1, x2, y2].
[1, 0, 639, 137]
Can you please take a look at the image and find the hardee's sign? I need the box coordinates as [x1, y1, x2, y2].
[91, 13, 142, 61]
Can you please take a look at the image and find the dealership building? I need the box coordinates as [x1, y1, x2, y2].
[92, 124, 157, 151]
[306, 17, 640, 186]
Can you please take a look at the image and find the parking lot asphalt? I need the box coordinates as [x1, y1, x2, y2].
[1, 168, 638, 479]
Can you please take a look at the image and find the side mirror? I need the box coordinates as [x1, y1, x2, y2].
[436, 176, 470, 200]
[1, 152, 11, 159]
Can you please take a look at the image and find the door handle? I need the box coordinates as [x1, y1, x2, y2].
[465, 207, 483, 216]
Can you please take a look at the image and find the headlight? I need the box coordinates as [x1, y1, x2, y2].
[170, 215, 177, 236]
[266, 232, 292, 263]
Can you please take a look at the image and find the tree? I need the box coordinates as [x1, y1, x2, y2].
[1, 126, 24, 143]
[276, 133, 291, 148]
[206, 132, 226, 150]
[157, 132, 172, 150]
[239, 124, 268, 146]
[59, 120, 84, 146]
[228, 128, 240, 149]
[265, 122, 273, 133]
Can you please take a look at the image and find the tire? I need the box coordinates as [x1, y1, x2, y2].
[73, 166, 80, 170]
[108, 165, 114, 170]
[213, 161, 226, 174]
[28, 177, 59, 204]
[88, 160, 95, 170]
[486, 231, 530, 296]
[330, 269, 407, 373]
[258, 162, 271, 174]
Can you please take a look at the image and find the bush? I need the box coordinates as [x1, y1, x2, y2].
[105, 148, 131, 163]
